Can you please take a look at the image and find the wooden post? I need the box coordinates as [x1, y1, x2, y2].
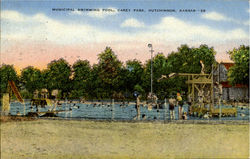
[191, 75, 194, 114]
[112, 99, 114, 120]
[219, 97, 222, 120]
[23, 102, 26, 116]
[191, 75, 195, 104]
[164, 98, 167, 121]
[65, 98, 68, 118]
[2, 93, 10, 116]
[188, 76, 191, 96]
[211, 64, 214, 112]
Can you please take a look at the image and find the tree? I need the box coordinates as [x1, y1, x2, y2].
[46, 58, 72, 98]
[142, 53, 169, 99]
[173, 44, 216, 74]
[0, 64, 18, 95]
[97, 47, 122, 97]
[162, 44, 216, 97]
[71, 60, 91, 98]
[152, 53, 169, 99]
[227, 45, 249, 85]
[20, 66, 42, 94]
[124, 59, 144, 94]
[88, 64, 106, 99]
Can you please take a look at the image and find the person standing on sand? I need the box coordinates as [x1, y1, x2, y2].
[133, 91, 141, 120]
[177, 92, 183, 120]
[136, 95, 141, 120]
[169, 96, 176, 120]
[216, 82, 223, 106]
[187, 94, 192, 114]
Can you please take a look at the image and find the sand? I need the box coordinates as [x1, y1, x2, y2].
[1, 119, 249, 159]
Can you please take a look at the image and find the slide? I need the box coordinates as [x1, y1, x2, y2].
[8, 81, 24, 103]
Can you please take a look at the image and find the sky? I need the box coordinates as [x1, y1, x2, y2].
[1, 0, 249, 72]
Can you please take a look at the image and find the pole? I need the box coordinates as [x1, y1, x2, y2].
[23, 102, 26, 116]
[65, 98, 67, 118]
[164, 98, 167, 121]
[112, 99, 114, 120]
[211, 65, 214, 111]
[149, 46, 154, 102]
[219, 98, 222, 120]
[218, 63, 221, 120]
[151, 47, 153, 98]
[148, 44, 154, 102]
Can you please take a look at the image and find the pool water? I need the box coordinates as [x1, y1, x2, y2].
[6, 101, 250, 121]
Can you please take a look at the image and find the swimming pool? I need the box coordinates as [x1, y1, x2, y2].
[6, 101, 250, 121]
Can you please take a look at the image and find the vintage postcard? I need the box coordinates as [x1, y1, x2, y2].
[0, 0, 249, 158]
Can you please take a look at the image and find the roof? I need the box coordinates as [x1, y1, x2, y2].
[221, 62, 234, 70]
[218, 62, 248, 88]
[220, 81, 248, 88]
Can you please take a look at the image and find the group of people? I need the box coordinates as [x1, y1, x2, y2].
[169, 92, 187, 120]
[134, 91, 187, 120]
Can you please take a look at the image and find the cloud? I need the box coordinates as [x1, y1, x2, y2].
[121, 18, 145, 28]
[150, 17, 248, 42]
[1, 10, 248, 69]
[202, 11, 230, 21]
[1, 10, 248, 47]
[201, 11, 248, 26]
[1, 10, 27, 22]
[243, 20, 249, 26]
[87, 7, 118, 18]
[1, 10, 120, 44]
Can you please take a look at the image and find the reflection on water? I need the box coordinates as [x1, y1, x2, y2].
[6, 101, 250, 121]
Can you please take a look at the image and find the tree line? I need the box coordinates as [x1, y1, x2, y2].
[0, 44, 248, 100]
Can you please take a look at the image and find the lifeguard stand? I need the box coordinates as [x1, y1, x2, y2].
[159, 71, 237, 117]
[31, 88, 51, 108]
[182, 73, 214, 115]
[162, 73, 214, 115]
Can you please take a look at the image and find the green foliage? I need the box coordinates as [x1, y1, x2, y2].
[20, 66, 42, 94]
[1, 45, 218, 100]
[167, 44, 216, 74]
[46, 58, 72, 98]
[0, 64, 18, 95]
[142, 53, 169, 98]
[159, 44, 216, 98]
[87, 64, 105, 99]
[20, 89, 33, 99]
[71, 60, 91, 98]
[134, 84, 144, 94]
[227, 45, 249, 85]
[125, 59, 144, 93]
[97, 47, 122, 97]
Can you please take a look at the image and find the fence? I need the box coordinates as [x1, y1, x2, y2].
[2, 99, 249, 121]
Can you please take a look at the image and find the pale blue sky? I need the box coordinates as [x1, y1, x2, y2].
[2, 0, 249, 31]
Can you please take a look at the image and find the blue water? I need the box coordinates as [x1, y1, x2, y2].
[6, 101, 250, 121]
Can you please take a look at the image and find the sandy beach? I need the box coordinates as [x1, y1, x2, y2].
[1, 119, 249, 159]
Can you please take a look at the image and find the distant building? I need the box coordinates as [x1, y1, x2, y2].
[214, 62, 249, 102]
